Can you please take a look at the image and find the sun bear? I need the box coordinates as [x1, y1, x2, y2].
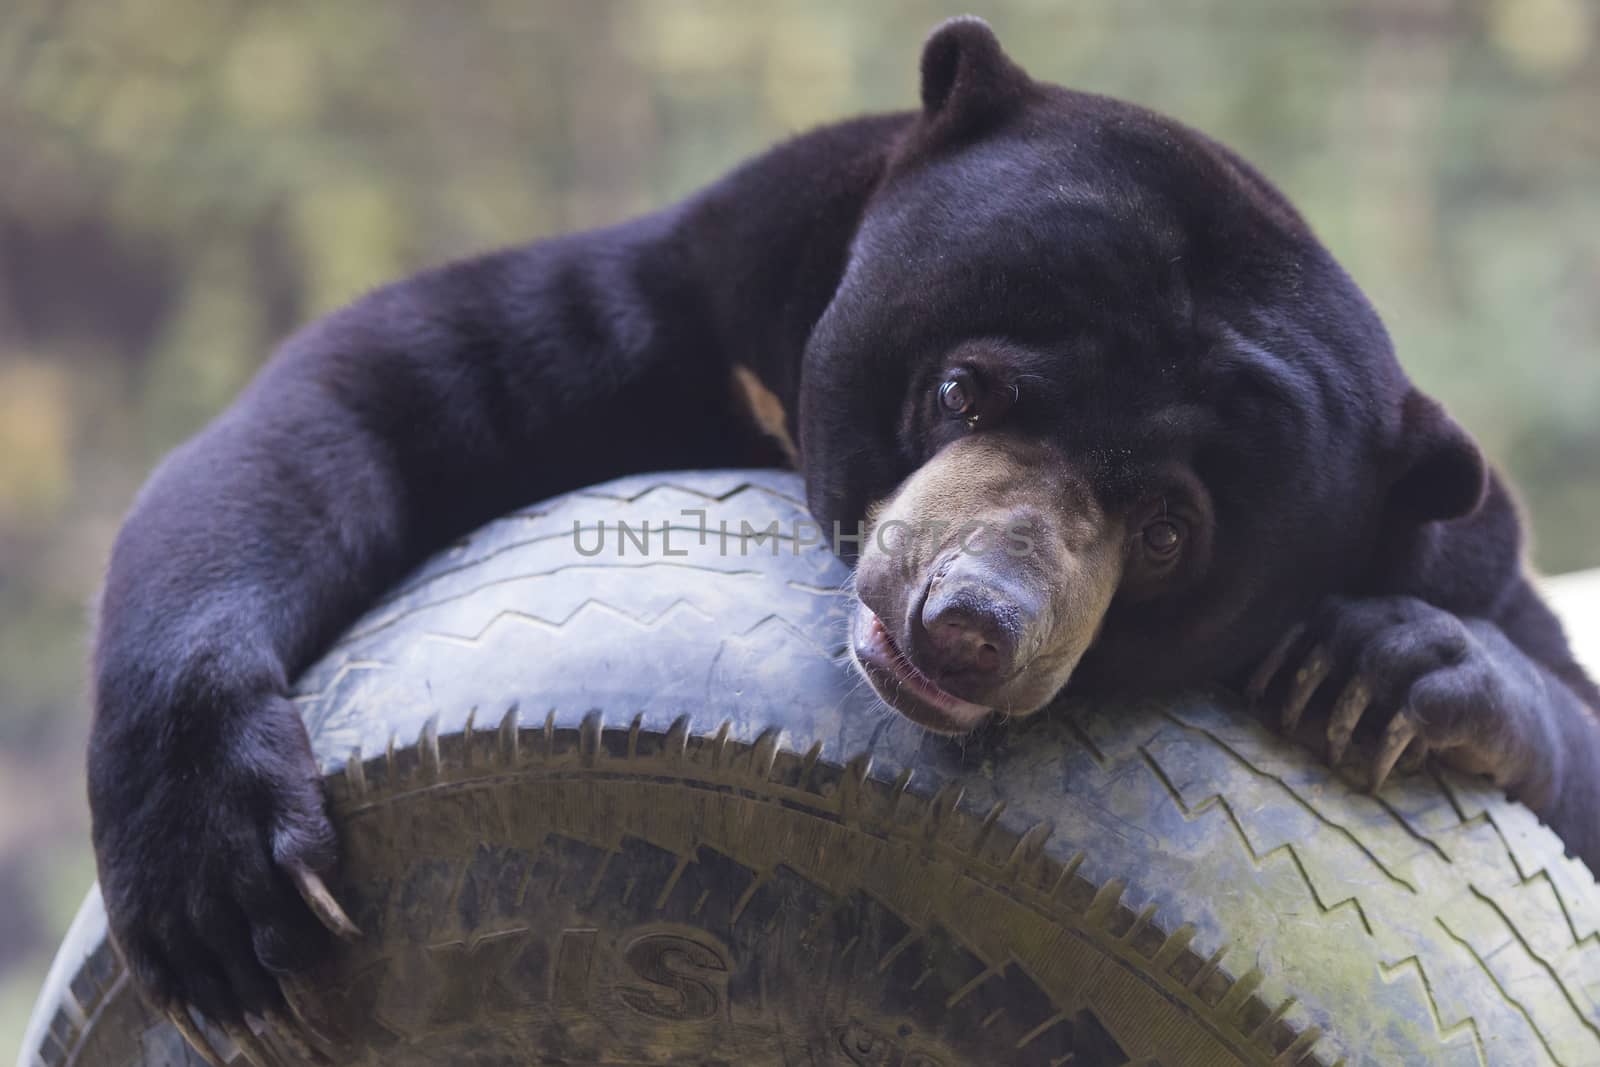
[85, 16, 1599, 1048]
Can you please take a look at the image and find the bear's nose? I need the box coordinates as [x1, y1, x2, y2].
[924, 603, 1009, 675]
[916, 572, 1037, 684]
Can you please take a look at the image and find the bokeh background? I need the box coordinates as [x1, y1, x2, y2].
[2, 0, 1597, 1051]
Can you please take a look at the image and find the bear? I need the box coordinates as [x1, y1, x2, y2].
[85, 15, 1599, 1051]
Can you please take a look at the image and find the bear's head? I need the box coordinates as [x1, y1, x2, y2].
[798, 17, 1486, 732]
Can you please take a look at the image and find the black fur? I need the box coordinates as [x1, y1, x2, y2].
[88, 18, 1600, 1022]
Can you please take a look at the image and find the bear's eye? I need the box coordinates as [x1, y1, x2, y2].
[1142, 518, 1184, 560]
[936, 366, 1017, 430]
[938, 368, 982, 420]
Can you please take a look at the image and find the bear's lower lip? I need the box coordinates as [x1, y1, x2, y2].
[850, 606, 992, 734]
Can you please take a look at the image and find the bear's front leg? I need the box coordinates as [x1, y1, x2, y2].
[1247, 596, 1600, 857]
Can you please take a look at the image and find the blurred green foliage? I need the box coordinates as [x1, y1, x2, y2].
[1, 0, 1596, 1052]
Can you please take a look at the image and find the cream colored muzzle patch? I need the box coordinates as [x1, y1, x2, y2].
[854, 434, 1126, 716]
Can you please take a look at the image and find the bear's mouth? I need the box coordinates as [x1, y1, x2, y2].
[849, 605, 993, 734]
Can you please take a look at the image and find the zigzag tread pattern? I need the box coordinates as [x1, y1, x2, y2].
[372, 475, 807, 611]
[1141, 735, 1489, 1063]
[568, 477, 808, 508]
[1138, 747, 1378, 937]
[362, 546, 768, 634]
[1150, 707, 1600, 1065]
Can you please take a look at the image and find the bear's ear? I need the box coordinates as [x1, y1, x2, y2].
[1386, 387, 1488, 523]
[917, 16, 1031, 139]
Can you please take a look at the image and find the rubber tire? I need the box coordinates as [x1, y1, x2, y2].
[18, 470, 1600, 1067]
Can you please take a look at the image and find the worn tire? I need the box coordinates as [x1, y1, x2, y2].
[19, 470, 1600, 1067]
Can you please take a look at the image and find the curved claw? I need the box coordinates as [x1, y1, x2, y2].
[1283, 646, 1332, 733]
[221, 1018, 278, 1067]
[1370, 713, 1419, 793]
[1247, 622, 1305, 707]
[288, 862, 361, 941]
[266, 1001, 336, 1064]
[166, 1007, 227, 1067]
[1325, 677, 1371, 766]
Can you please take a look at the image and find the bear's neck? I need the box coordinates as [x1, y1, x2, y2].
[673, 113, 915, 414]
